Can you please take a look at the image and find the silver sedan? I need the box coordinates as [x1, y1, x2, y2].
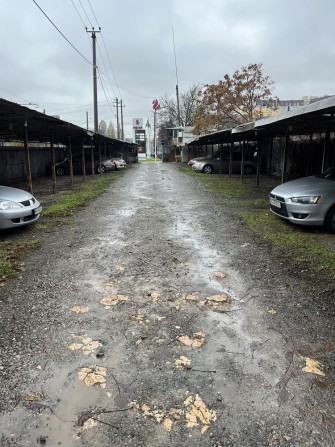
[0, 186, 42, 229]
[269, 167, 335, 231]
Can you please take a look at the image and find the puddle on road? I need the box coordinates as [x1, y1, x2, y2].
[27, 376, 106, 447]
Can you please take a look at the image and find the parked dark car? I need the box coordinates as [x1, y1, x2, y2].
[54, 154, 116, 176]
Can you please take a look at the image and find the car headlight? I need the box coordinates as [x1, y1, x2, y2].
[290, 196, 321, 204]
[0, 200, 22, 210]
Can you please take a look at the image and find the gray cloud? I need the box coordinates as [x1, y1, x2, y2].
[1, 0, 334, 137]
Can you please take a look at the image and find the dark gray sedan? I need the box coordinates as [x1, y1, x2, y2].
[0, 186, 42, 229]
[269, 167, 335, 231]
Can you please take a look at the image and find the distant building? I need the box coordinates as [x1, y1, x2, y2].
[258, 95, 334, 118]
[165, 126, 197, 162]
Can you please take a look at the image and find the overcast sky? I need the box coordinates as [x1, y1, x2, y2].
[1, 0, 335, 139]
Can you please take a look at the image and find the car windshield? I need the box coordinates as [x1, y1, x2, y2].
[316, 167, 335, 180]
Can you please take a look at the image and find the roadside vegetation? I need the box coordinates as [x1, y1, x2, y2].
[0, 172, 122, 285]
[180, 166, 335, 281]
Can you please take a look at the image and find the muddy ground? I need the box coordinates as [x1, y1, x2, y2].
[0, 163, 334, 447]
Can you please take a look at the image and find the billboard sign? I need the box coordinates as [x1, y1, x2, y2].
[133, 118, 143, 129]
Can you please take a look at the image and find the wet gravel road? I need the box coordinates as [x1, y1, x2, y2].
[0, 163, 334, 446]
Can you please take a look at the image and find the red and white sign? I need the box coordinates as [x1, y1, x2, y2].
[152, 98, 159, 111]
[132, 118, 143, 129]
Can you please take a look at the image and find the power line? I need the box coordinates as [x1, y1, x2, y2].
[32, 0, 92, 65]
[87, 0, 99, 27]
[78, 0, 93, 28]
[70, 0, 86, 28]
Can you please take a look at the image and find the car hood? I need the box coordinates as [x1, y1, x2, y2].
[271, 176, 335, 196]
[0, 186, 34, 201]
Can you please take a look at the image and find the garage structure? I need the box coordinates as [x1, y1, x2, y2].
[187, 96, 335, 184]
[0, 98, 138, 191]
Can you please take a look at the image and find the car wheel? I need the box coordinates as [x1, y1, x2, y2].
[324, 206, 335, 232]
[203, 164, 213, 174]
[244, 164, 255, 175]
[56, 167, 66, 176]
[96, 165, 106, 174]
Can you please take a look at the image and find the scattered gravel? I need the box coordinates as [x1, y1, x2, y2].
[0, 163, 334, 447]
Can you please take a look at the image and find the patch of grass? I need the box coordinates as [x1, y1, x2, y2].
[179, 166, 262, 197]
[243, 209, 335, 278]
[42, 173, 122, 218]
[0, 239, 41, 282]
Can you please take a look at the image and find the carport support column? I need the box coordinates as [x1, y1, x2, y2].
[256, 133, 261, 187]
[229, 136, 233, 178]
[282, 129, 290, 183]
[82, 143, 86, 180]
[68, 137, 74, 188]
[322, 124, 330, 171]
[90, 137, 95, 177]
[241, 141, 245, 181]
[51, 136, 57, 194]
[23, 121, 33, 194]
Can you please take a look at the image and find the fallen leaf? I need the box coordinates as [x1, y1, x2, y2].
[268, 308, 277, 315]
[68, 336, 102, 355]
[184, 394, 217, 430]
[100, 295, 128, 306]
[213, 272, 226, 279]
[175, 356, 191, 368]
[163, 418, 173, 432]
[302, 358, 325, 376]
[78, 366, 107, 387]
[149, 291, 160, 302]
[183, 292, 199, 301]
[178, 332, 205, 348]
[24, 393, 40, 401]
[71, 306, 89, 314]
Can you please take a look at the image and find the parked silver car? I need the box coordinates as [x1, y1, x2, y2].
[112, 158, 126, 170]
[0, 186, 42, 229]
[55, 155, 116, 176]
[269, 167, 335, 231]
[192, 156, 257, 174]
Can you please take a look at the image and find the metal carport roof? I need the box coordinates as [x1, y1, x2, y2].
[0, 98, 133, 147]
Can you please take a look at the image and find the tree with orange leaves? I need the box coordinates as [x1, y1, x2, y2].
[193, 63, 274, 135]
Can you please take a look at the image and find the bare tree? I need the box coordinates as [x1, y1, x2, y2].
[158, 84, 201, 139]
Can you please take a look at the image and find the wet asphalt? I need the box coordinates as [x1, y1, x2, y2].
[0, 162, 334, 446]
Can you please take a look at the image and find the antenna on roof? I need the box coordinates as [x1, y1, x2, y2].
[172, 26, 181, 127]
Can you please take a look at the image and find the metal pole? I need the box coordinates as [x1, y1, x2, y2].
[115, 98, 120, 139]
[154, 110, 157, 160]
[120, 100, 124, 140]
[86, 28, 101, 133]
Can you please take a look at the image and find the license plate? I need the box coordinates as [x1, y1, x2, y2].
[33, 206, 42, 216]
[270, 198, 281, 208]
